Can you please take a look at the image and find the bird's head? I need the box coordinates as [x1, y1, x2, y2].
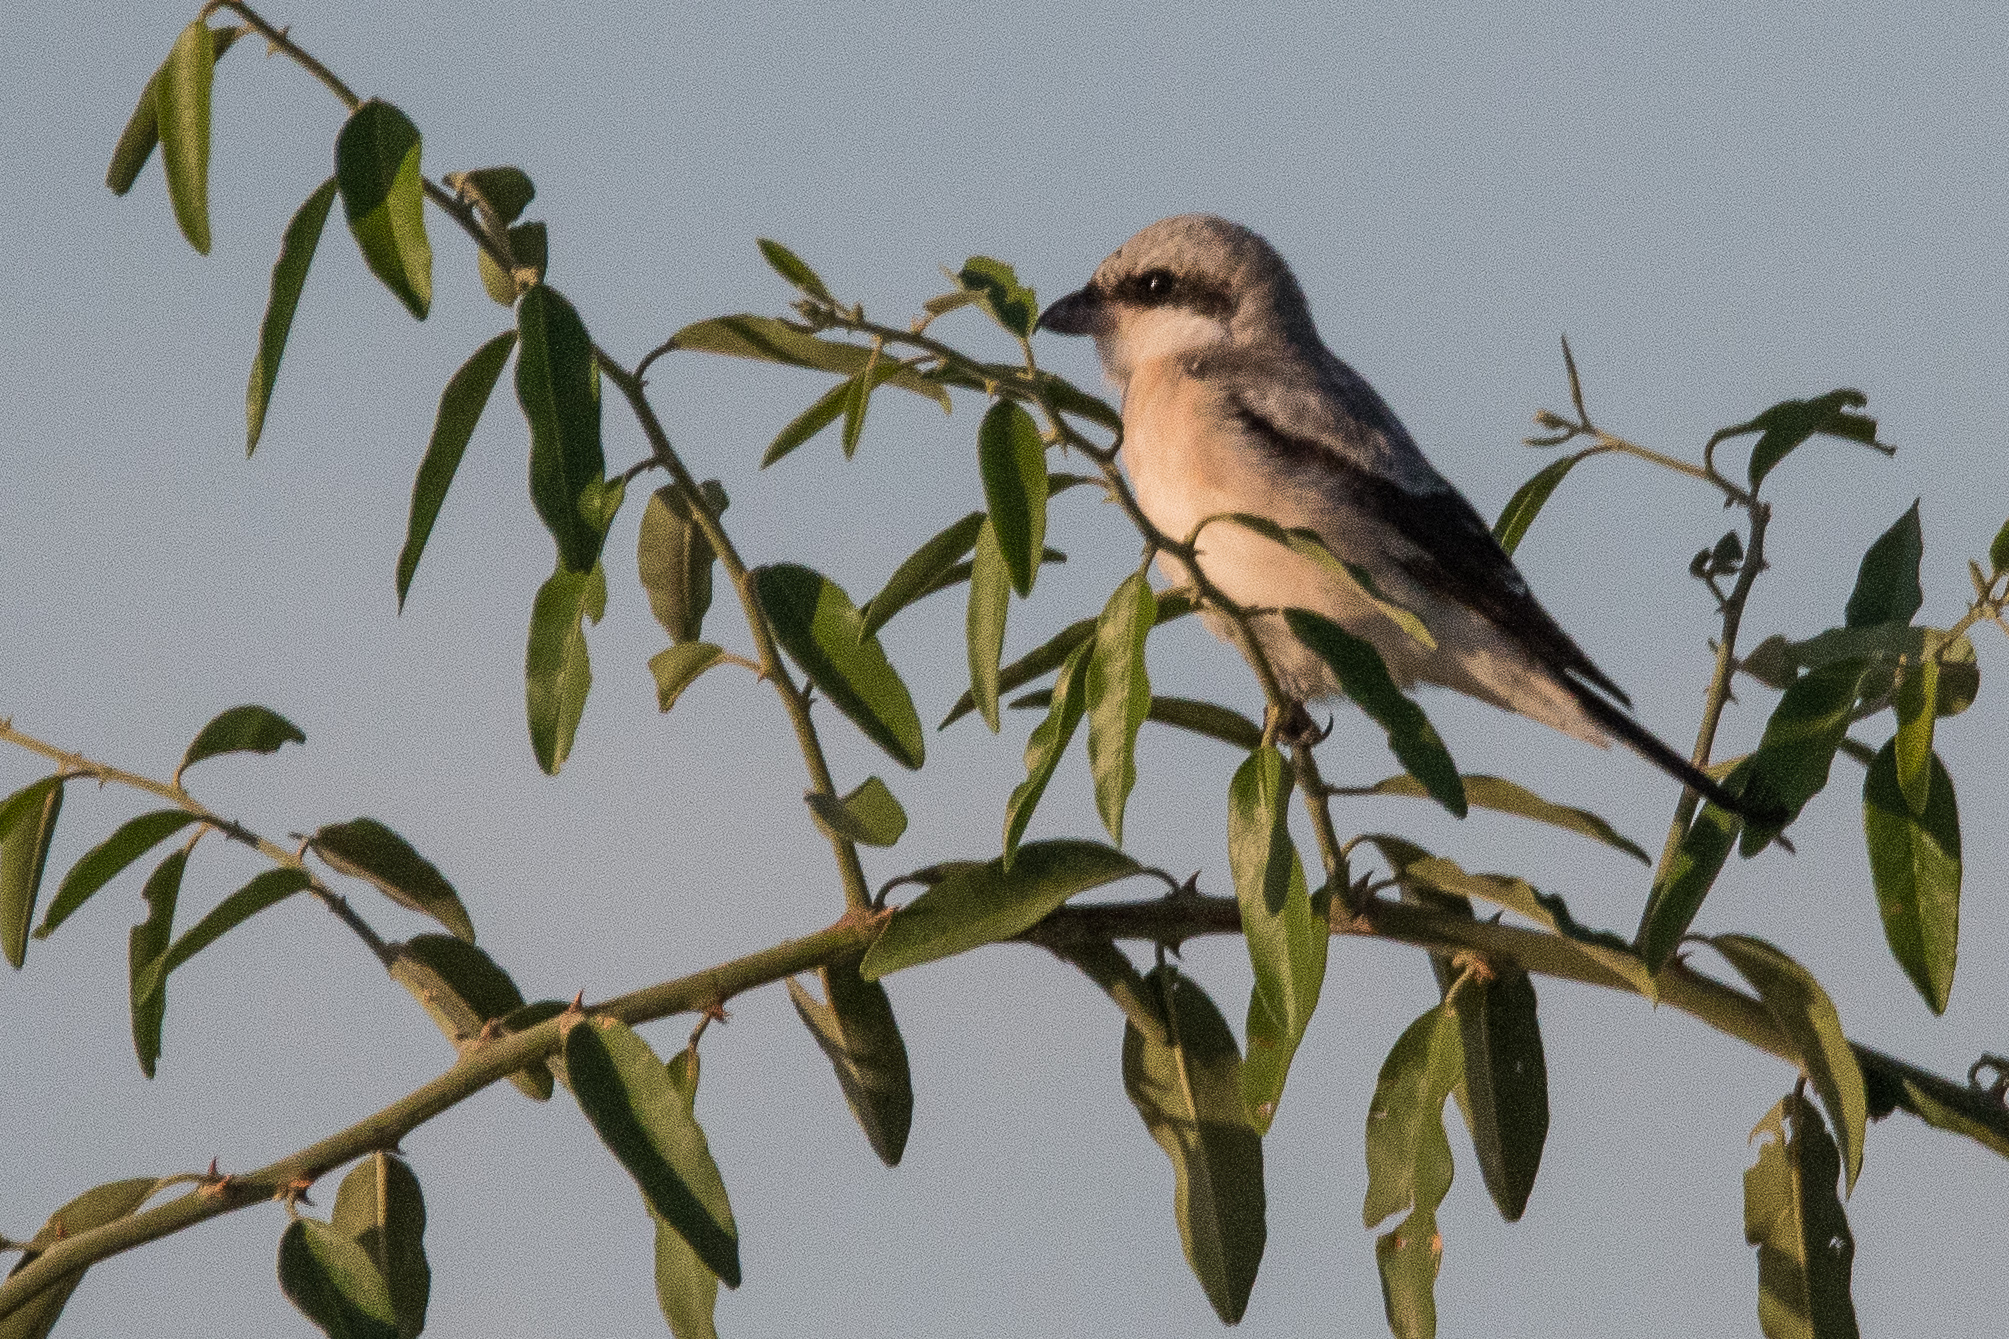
[1036, 214, 1316, 385]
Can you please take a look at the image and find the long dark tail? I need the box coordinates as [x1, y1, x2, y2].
[1565, 681, 1760, 820]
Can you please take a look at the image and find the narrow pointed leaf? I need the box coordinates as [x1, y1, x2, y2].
[177, 705, 305, 780]
[526, 561, 606, 775]
[1086, 572, 1156, 844]
[132, 867, 311, 1006]
[334, 99, 432, 319]
[247, 177, 340, 453]
[650, 642, 726, 714]
[1122, 966, 1266, 1325]
[978, 400, 1049, 595]
[1286, 608, 1466, 817]
[1991, 517, 2009, 575]
[787, 951, 914, 1166]
[516, 284, 608, 572]
[1002, 643, 1093, 865]
[637, 482, 726, 644]
[861, 512, 985, 640]
[756, 237, 833, 301]
[126, 848, 184, 1077]
[389, 934, 550, 1099]
[566, 1018, 741, 1286]
[805, 776, 908, 848]
[396, 329, 518, 605]
[1357, 772, 1647, 863]
[1494, 447, 1605, 555]
[38, 809, 199, 939]
[1707, 390, 1889, 491]
[1892, 658, 1938, 815]
[312, 819, 475, 942]
[940, 590, 1196, 729]
[1744, 1094, 1860, 1339]
[1637, 761, 1753, 971]
[1452, 968, 1548, 1222]
[1862, 740, 1960, 1014]
[107, 26, 243, 197]
[277, 1217, 400, 1339]
[1141, 695, 1264, 752]
[763, 377, 852, 467]
[956, 257, 1038, 338]
[1741, 659, 1868, 855]
[331, 1154, 429, 1339]
[1, 1178, 162, 1339]
[966, 520, 1010, 732]
[154, 20, 215, 253]
[1712, 936, 1868, 1193]
[0, 777, 65, 969]
[862, 839, 1140, 979]
[1844, 501, 1923, 629]
[1898, 1078, 2009, 1161]
[754, 564, 925, 768]
[668, 314, 950, 409]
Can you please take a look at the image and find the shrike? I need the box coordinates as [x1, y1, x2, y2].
[1037, 213, 1747, 812]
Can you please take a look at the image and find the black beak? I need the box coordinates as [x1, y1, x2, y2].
[1035, 287, 1103, 336]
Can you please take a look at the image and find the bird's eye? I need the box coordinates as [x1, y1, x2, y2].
[1141, 270, 1174, 300]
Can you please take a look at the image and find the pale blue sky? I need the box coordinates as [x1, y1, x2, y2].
[3, 2, 2005, 1335]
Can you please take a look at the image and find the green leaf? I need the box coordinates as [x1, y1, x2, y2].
[1706, 390, 1890, 493]
[652, 1047, 722, 1338]
[667, 314, 951, 410]
[786, 951, 914, 1166]
[153, 20, 216, 253]
[1002, 643, 1094, 865]
[1353, 772, 1647, 863]
[1452, 968, 1549, 1223]
[1284, 608, 1466, 817]
[1744, 1094, 1861, 1339]
[840, 355, 875, 459]
[177, 704, 306, 781]
[389, 934, 551, 1099]
[132, 867, 312, 1006]
[37, 809, 199, 939]
[860, 512, 985, 640]
[516, 284, 609, 572]
[1711, 936, 1867, 1194]
[566, 1018, 741, 1287]
[333, 99, 433, 320]
[977, 401, 1049, 596]
[1862, 740, 1960, 1014]
[1898, 1078, 2009, 1161]
[311, 818, 475, 943]
[277, 1217, 400, 1339]
[862, 839, 1141, 979]
[1228, 748, 1327, 1133]
[966, 520, 1011, 732]
[805, 776, 908, 848]
[396, 329, 518, 607]
[939, 589, 1197, 729]
[126, 848, 184, 1078]
[762, 377, 851, 467]
[107, 27, 243, 197]
[331, 1154, 430, 1339]
[1363, 1004, 1462, 1339]
[0, 1178, 162, 1339]
[477, 220, 547, 305]
[756, 237, 833, 301]
[1636, 764, 1752, 972]
[1492, 447, 1605, 556]
[1741, 659, 1868, 855]
[1991, 517, 2009, 576]
[0, 777, 65, 969]
[1892, 656, 1937, 815]
[650, 642, 727, 714]
[1844, 501, 1923, 629]
[1122, 966, 1266, 1325]
[1086, 573, 1156, 844]
[526, 561, 607, 775]
[1136, 695, 1264, 752]
[754, 564, 925, 769]
[637, 481, 727, 645]
[246, 177, 340, 453]
[450, 166, 535, 224]
[956, 256, 1038, 338]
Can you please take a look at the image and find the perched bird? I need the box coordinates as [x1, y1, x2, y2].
[1037, 213, 1748, 813]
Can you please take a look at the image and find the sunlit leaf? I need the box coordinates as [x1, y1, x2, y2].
[1707, 390, 1889, 492]
[0, 777, 66, 969]
[1002, 643, 1093, 866]
[966, 521, 1010, 732]
[0, 1177, 162, 1339]
[940, 589, 1196, 729]
[1087, 573, 1155, 844]
[1493, 448, 1607, 555]
[787, 951, 914, 1166]
[526, 561, 607, 775]
[667, 314, 950, 409]
[106, 26, 243, 197]
[334, 99, 432, 319]
[516, 284, 609, 572]
[1843, 501, 1923, 630]
[1862, 741, 1959, 1015]
[805, 776, 908, 848]
[397, 330, 518, 606]
[1891, 656, 1937, 815]
[841, 356, 875, 458]
[1363, 1004, 1462, 1339]
[246, 177, 340, 453]
[125, 848, 184, 1078]
[331, 1153, 430, 1339]
[477, 220, 547, 305]
[978, 401, 1049, 596]
[37, 809, 199, 939]
[755, 564, 925, 769]
[177, 704, 305, 781]
[312, 818, 475, 943]
[153, 20, 216, 253]
[1744, 1093, 1860, 1339]
[757, 237, 833, 301]
[860, 512, 985, 640]
[277, 1217, 399, 1339]
[1354, 772, 1647, 863]
[650, 642, 727, 715]
[131, 867, 311, 1008]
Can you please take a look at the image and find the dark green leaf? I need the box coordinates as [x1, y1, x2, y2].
[1285, 609, 1466, 817]
[1930, 631, 1978, 718]
[1492, 447, 1606, 556]
[653, 1047, 722, 1338]
[177, 704, 306, 781]
[1002, 643, 1093, 866]
[786, 951, 914, 1166]
[1898, 1078, 2009, 1161]
[1140, 695, 1264, 753]
[667, 314, 950, 409]
[650, 642, 727, 714]
[637, 482, 726, 644]
[0, 777, 65, 969]
[451, 166, 535, 224]
[1892, 656, 1937, 815]
[132, 867, 311, 1006]
[756, 237, 833, 301]
[1122, 966, 1266, 1325]
[860, 512, 986, 640]
[805, 776, 908, 848]
[1744, 1093, 1860, 1339]
[516, 284, 608, 572]
[754, 564, 925, 769]
[331, 1154, 429, 1339]
[525, 561, 607, 775]
[956, 256, 1038, 338]
[1086, 572, 1156, 844]
[1636, 762, 1752, 971]
[38, 809, 199, 939]
[1706, 390, 1890, 492]
[126, 849, 184, 1078]
[840, 359, 875, 459]
[153, 20, 216, 253]
[939, 589, 1196, 729]
[1741, 659, 1868, 855]
[1228, 748, 1326, 1132]
[1863, 740, 1960, 1014]
[277, 1217, 400, 1339]
[1990, 517, 2009, 575]
[1355, 772, 1647, 863]
[1712, 936, 1867, 1193]
[1452, 968, 1548, 1222]
[396, 330, 518, 606]
[246, 177, 340, 453]
[977, 401, 1049, 596]
[387, 934, 552, 1100]
[1844, 501, 1923, 629]
[566, 1018, 740, 1287]
[1, 1178, 161, 1339]
[966, 520, 1010, 732]
[862, 839, 1140, 979]
[311, 818, 475, 943]
[334, 99, 432, 320]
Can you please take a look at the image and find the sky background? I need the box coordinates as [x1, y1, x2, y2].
[3, 1, 2006, 1335]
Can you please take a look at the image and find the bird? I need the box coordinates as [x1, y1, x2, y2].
[1035, 213, 1752, 815]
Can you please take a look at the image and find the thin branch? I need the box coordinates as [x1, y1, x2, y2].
[202, 2, 361, 110]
